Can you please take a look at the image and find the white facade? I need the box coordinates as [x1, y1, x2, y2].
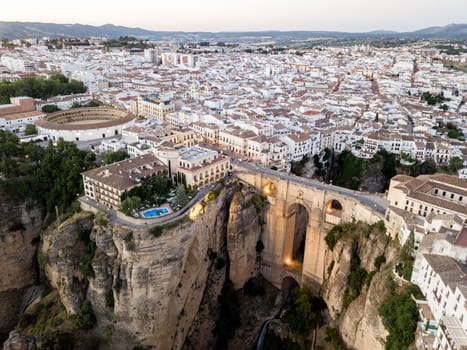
[413, 254, 466, 327]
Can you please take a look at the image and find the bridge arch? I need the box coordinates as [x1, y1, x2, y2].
[283, 202, 311, 268]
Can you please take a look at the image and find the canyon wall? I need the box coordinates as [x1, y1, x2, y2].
[0, 196, 42, 341]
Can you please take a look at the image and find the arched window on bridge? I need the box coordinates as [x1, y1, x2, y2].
[325, 199, 343, 217]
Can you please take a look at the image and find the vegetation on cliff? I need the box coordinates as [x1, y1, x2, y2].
[0, 131, 96, 219]
[286, 287, 326, 335]
[379, 284, 422, 350]
[395, 231, 415, 280]
[325, 220, 386, 251]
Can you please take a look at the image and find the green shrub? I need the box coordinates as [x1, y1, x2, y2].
[18, 313, 36, 329]
[250, 194, 266, 213]
[103, 324, 114, 344]
[379, 286, 419, 350]
[80, 240, 96, 279]
[374, 255, 386, 270]
[123, 231, 135, 251]
[285, 287, 326, 335]
[150, 225, 163, 237]
[40, 330, 74, 350]
[37, 250, 47, 271]
[76, 301, 96, 330]
[342, 256, 368, 309]
[105, 290, 115, 309]
[325, 226, 343, 251]
[95, 211, 108, 227]
[371, 220, 386, 234]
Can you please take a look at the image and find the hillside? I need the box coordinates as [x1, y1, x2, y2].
[0, 21, 466, 41]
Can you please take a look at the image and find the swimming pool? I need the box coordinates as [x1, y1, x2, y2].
[142, 207, 169, 218]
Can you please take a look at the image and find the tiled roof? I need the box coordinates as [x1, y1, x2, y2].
[82, 154, 166, 191]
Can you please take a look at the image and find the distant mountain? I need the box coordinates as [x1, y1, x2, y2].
[0, 22, 164, 40]
[0, 21, 466, 41]
[405, 23, 467, 39]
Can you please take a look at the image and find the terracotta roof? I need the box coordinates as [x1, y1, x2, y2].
[408, 191, 467, 216]
[82, 154, 166, 191]
[1, 110, 45, 121]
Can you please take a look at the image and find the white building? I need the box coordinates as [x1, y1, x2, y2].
[413, 254, 467, 350]
[281, 132, 312, 161]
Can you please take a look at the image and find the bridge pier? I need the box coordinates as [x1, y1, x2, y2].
[235, 170, 385, 295]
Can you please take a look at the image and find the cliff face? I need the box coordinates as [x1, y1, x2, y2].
[322, 226, 398, 350]
[39, 185, 247, 349]
[41, 212, 94, 314]
[227, 190, 262, 290]
[0, 196, 42, 341]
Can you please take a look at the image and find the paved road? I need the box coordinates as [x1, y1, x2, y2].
[80, 186, 211, 230]
[234, 161, 388, 216]
[81, 159, 388, 230]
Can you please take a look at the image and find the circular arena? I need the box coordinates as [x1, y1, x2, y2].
[36, 107, 136, 142]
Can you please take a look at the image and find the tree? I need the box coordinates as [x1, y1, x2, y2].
[24, 124, 37, 135]
[172, 185, 189, 209]
[121, 196, 142, 216]
[42, 104, 60, 113]
[76, 301, 96, 330]
[419, 158, 437, 174]
[286, 287, 326, 335]
[398, 231, 415, 280]
[335, 150, 365, 190]
[0, 75, 86, 103]
[379, 287, 419, 350]
[40, 331, 74, 350]
[103, 150, 130, 165]
[448, 156, 463, 174]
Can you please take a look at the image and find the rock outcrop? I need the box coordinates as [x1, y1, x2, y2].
[38, 185, 240, 349]
[41, 211, 94, 314]
[322, 225, 398, 350]
[0, 196, 42, 341]
[227, 190, 262, 289]
[2, 331, 36, 350]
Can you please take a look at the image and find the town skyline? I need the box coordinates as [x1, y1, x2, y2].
[2, 0, 467, 32]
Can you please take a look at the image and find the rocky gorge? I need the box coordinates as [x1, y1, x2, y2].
[1, 181, 403, 350]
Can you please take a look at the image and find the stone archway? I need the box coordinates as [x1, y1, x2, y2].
[283, 203, 310, 269]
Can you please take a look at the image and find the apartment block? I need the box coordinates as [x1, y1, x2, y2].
[82, 154, 167, 209]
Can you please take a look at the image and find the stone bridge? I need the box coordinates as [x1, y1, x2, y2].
[235, 167, 386, 293]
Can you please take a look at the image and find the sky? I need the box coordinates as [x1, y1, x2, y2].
[2, 0, 467, 32]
